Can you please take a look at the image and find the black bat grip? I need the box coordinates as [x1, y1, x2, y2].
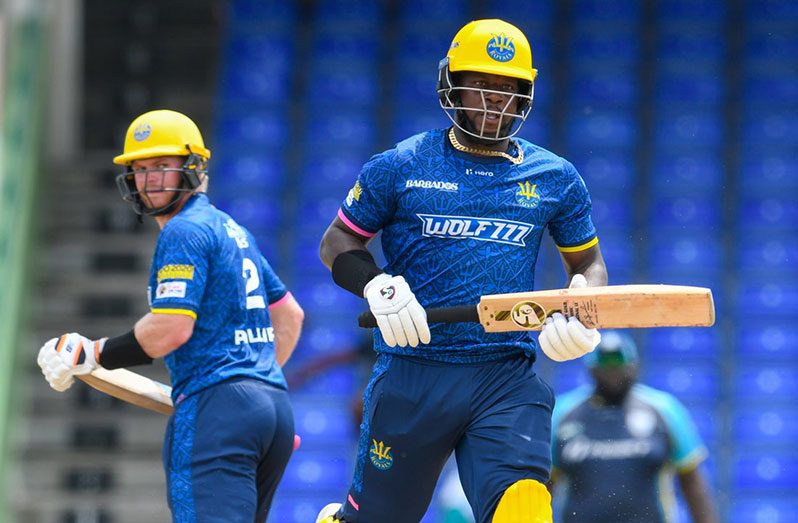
[357, 305, 478, 328]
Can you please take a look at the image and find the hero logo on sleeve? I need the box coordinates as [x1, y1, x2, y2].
[417, 214, 534, 247]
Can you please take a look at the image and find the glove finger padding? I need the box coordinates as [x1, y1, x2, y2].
[566, 316, 601, 353]
[397, 308, 419, 347]
[374, 314, 397, 347]
[407, 300, 431, 345]
[550, 313, 583, 360]
[387, 314, 408, 347]
[539, 317, 566, 362]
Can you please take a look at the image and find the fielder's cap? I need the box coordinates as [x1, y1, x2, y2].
[584, 330, 638, 368]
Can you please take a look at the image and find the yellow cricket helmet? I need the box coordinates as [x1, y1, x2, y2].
[438, 19, 538, 141]
[113, 109, 211, 165]
[445, 19, 537, 84]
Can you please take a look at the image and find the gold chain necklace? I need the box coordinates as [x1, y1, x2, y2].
[448, 128, 524, 165]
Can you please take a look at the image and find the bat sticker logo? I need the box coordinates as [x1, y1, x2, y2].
[508, 300, 549, 330]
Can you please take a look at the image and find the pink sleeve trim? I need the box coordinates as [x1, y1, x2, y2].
[338, 208, 377, 238]
[268, 291, 292, 309]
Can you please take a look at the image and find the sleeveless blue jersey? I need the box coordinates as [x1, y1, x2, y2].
[147, 194, 288, 400]
[339, 129, 597, 362]
[551, 384, 708, 522]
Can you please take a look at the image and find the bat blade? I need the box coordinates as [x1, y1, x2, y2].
[478, 284, 715, 332]
[357, 285, 715, 332]
[77, 368, 174, 415]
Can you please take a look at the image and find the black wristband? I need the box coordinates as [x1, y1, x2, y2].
[100, 330, 153, 369]
[331, 249, 384, 298]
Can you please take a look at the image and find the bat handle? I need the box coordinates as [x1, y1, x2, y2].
[357, 305, 478, 328]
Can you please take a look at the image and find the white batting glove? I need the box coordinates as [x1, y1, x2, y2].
[37, 333, 104, 392]
[538, 275, 601, 362]
[364, 274, 431, 348]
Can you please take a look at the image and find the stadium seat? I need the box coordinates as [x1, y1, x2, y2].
[649, 195, 722, 231]
[219, 67, 291, 103]
[742, 109, 798, 147]
[569, 67, 639, 107]
[654, 69, 725, 107]
[572, 0, 640, 23]
[653, 111, 724, 149]
[742, 72, 798, 108]
[736, 196, 798, 234]
[650, 151, 723, 194]
[223, 32, 294, 73]
[734, 367, 798, 403]
[214, 109, 287, 149]
[228, 0, 296, 26]
[315, 0, 383, 25]
[570, 30, 641, 65]
[736, 322, 798, 361]
[294, 367, 359, 398]
[398, 0, 467, 27]
[657, 0, 726, 21]
[644, 328, 720, 362]
[656, 30, 725, 64]
[641, 363, 719, 401]
[728, 498, 798, 523]
[213, 154, 286, 189]
[737, 237, 798, 276]
[590, 197, 633, 231]
[280, 450, 352, 491]
[731, 452, 798, 491]
[566, 110, 639, 149]
[292, 398, 356, 445]
[733, 407, 798, 447]
[570, 150, 636, 195]
[738, 150, 798, 193]
[304, 111, 377, 149]
[735, 283, 798, 320]
[307, 63, 379, 107]
[648, 235, 722, 276]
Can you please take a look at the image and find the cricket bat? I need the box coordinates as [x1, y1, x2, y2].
[77, 368, 174, 415]
[358, 284, 715, 332]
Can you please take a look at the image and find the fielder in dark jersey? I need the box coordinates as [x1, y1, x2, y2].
[317, 19, 608, 523]
[37, 110, 304, 522]
[551, 331, 718, 523]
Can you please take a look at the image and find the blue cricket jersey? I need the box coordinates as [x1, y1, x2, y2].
[338, 129, 598, 362]
[147, 194, 288, 400]
[551, 384, 708, 523]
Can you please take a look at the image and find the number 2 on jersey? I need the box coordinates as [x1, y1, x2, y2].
[242, 258, 266, 309]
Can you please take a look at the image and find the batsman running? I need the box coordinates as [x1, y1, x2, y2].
[317, 19, 608, 523]
[37, 110, 304, 522]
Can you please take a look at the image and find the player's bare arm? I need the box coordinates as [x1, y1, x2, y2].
[319, 215, 371, 269]
[539, 244, 608, 362]
[678, 467, 719, 523]
[269, 294, 304, 366]
[560, 244, 608, 288]
[134, 312, 195, 358]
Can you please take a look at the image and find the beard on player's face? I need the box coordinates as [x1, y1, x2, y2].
[592, 367, 637, 405]
[456, 109, 516, 144]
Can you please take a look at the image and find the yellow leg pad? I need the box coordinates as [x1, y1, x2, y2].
[492, 479, 552, 523]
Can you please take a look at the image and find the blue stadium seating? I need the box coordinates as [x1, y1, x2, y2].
[228, 0, 296, 26]
[648, 235, 722, 276]
[650, 151, 723, 194]
[734, 367, 798, 404]
[654, 111, 724, 149]
[736, 282, 798, 320]
[656, 30, 726, 64]
[657, 0, 726, 21]
[644, 328, 720, 362]
[649, 195, 722, 231]
[311, 29, 381, 65]
[733, 407, 798, 447]
[731, 452, 798, 491]
[737, 196, 798, 234]
[292, 398, 357, 445]
[219, 67, 291, 103]
[280, 450, 352, 491]
[572, 0, 640, 23]
[736, 322, 798, 361]
[728, 498, 798, 523]
[571, 30, 641, 65]
[295, 367, 359, 398]
[742, 109, 798, 147]
[315, 0, 384, 25]
[737, 237, 798, 276]
[654, 69, 725, 107]
[738, 149, 798, 193]
[641, 364, 719, 401]
[566, 110, 639, 149]
[215, 109, 288, 149]
[569, 68, 639, 107]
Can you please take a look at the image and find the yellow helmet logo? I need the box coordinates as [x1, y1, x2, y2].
[114, 109, 211, 165]
[446, 19, 537, 83]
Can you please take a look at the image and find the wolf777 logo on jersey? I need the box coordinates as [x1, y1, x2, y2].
[417, 214, 534, 247]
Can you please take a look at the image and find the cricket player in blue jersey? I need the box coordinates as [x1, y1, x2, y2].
[37, 110, 304, 522]
[550, 331, 718, 523]
[316, 19, 608, 523]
